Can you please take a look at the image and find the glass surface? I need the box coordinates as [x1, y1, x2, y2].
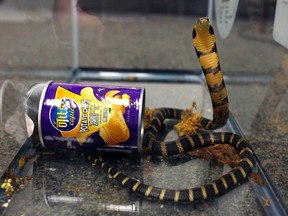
[0, 0, 287, 215]
[0, 77, 263, 215]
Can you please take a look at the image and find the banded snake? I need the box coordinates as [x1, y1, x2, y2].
[83, 17, 255, 203]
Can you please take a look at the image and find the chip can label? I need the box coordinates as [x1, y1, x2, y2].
[39, 82, 145, 153]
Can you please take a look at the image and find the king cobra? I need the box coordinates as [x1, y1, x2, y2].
[83, 17, 255, 203]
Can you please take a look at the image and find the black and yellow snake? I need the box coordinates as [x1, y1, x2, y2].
[83, 17, 255, 203]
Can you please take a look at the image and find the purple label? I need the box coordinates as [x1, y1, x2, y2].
[39, 82, 144, 153]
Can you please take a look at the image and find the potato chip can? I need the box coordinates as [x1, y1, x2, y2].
[26, 81, 145, 153]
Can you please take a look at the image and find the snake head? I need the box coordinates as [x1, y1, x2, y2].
[194, 17, 212, 34]
[193, 17, 214, 39]
[195, 17, 209, 25]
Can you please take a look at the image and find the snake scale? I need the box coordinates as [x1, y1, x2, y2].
[82, 17, 255, 203]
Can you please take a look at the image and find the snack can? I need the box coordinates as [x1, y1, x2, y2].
[25, 81, 145, 153]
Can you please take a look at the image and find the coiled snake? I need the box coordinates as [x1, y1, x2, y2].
[83, 17, 255, 203]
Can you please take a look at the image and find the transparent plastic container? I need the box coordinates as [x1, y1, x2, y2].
[0, 1, 287, 215]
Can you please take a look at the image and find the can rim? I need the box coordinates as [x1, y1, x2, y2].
[137, 88, 145, 154]
[38, 81, 53, 149]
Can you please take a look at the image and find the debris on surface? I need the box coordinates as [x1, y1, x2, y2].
[251, 171, 265, 186]
[174, 106, 203, 136]
[188, 144, 240, 165]
[144, 107, 156, 130]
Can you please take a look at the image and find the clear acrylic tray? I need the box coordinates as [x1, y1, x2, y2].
[0, 68, 287, 216]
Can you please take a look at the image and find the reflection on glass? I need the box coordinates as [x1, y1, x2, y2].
[252, 52, 288, 138]
[52, 0, 104, 45]
[0, 80, 27, 145]
[45, 195, 139, 213]
[33, 151, 140, 214]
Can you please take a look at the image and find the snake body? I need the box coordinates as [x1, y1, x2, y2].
[83, 17, 255, 203]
